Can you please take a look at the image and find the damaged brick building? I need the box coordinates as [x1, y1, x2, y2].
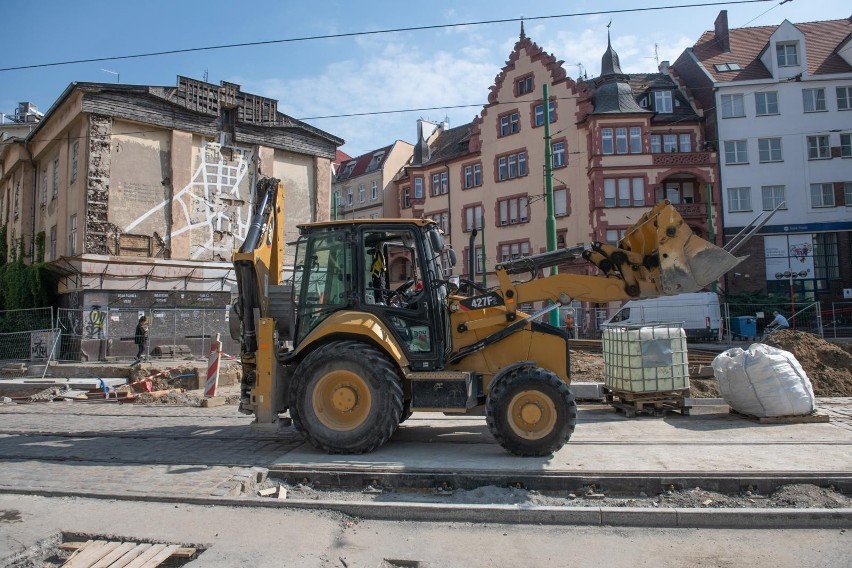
[0, 77, 342, 359]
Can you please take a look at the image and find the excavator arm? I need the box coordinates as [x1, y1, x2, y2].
[495, 200, 743, 310]
[231, 177, 286, 426]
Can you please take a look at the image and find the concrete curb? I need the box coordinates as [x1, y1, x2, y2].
[2, 487, 850, 529]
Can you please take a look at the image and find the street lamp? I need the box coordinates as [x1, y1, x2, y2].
[774, 269, 809, 330]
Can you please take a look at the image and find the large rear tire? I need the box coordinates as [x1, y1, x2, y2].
[485, 367, 576, 457]
[290, 340, 403, 454]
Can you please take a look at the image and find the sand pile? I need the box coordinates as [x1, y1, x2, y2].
[764, 330, 852, 396]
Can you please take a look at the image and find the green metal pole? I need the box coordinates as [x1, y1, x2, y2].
[479, 214, 486, 288]
[707, 182, 717, 292]
[333, 192, 338, 221]
[543, 84, 560, 327]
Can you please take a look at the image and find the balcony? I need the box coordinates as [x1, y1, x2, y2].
[652, 151, 715, 167]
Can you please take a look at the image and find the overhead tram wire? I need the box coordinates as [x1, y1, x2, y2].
[0, 0, 773, 73]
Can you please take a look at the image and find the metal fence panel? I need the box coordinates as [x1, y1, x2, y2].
[55, 307, 239, 362]
[827, 302, 852, 339]
[722, 302, 822, 344]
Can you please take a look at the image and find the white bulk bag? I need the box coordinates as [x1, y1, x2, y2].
[711, 343, 816, 417]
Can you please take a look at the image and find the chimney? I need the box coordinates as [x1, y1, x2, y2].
[714, 10, 730, 52]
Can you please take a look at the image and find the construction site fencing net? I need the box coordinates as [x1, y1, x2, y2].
[54, 307, 240, 362]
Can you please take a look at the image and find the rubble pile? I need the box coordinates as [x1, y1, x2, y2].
[764, 330, 852, 396]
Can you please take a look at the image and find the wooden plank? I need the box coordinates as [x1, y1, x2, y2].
[170, 547, 197, 558]
[137, 544, 180, 568]
[72, 542, 123, 568]
[63, 540, 109, 567]
[90, 543, 139, 568]
[122, 544, 168, 568]
[731, 410, 830, 424]
[109, 543, 152, 568]
[62, 539, 94, 564]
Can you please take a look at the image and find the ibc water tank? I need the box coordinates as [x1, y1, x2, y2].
[602, 324, 689, 393]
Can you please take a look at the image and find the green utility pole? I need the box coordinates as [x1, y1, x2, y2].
[707, 183, 717, 292]
[543, 84, 560, 327]
[479, 214, 486, 288]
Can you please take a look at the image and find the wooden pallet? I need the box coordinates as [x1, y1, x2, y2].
[604, 387, 691, 418]
[60, 540, 195, 567]
[730, 410, 831, 424]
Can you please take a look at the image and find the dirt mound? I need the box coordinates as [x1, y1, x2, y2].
[135, 390, 202, 406]
[763, 331, 852, 396]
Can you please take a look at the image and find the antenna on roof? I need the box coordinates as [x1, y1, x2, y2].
[643, 43, 660, 67]
[203, 68, 209, 83]
[100, 69, 120, 83]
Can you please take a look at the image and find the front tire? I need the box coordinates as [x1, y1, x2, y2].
[485, 367, 576, 457]
[290, 340, 403, 454]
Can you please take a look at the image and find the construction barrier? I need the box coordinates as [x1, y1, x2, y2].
[205, 333, 222, 397]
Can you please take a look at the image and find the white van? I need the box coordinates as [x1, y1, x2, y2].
[604, 292, 722, 341]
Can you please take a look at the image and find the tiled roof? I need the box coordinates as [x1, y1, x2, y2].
[335, 143, 394, 181]
[422, 123, 473, 166]
[692, 18, 852, 83]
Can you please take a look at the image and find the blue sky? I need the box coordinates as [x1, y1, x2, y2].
[2, 0, 848, 157]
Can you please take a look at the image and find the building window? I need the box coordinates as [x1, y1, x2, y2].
[49, 225, 56, 261]
[601, 128, 614, 155]
[358, 184, 365, 203]
[727, 187, 751, 212]
[497, 151, 527, 181]
[776, 42, 798, 67]
[654, 91, 673, 113]
[606, 228, 626, 243]
[430, 171, 448, 196]
[498, 196, 529, 225]
[366, 152, 384, 172]
[679, 134, 692, 153]
[516, 75, 533, 96]
[758, 138, 783, 162]
[814, 233, 840, 282]
[464, 163, 482, 189]
[724, 140, 748, 164]
[841, 134, 852, 157]
[755, 92, 779, 116]
[40, 167, 47, 206]
[720, 94, 745, 118]
[500, 241, 530, 262]
[845, 182, 852, 206]
[803, 88, 826, 112]
[414, 177, 423, 198]
[837, 86, 852, 111]
[533, 101, 556, 126]
[761, 185, 786, 210]
[603, 178, 644, 207]
[464, 204, 483, 232]
[630, 127, 642, 153]
[555, 188, 568, 217]
[69, 214, 77, 255]
[499, 111, 520, 136]
[371, 180, 378, 200]
[52, 157, 59, 200]
[346, 186, 353, 205]
[429, 211, 450, 235]
[615, 128, 628, 154]
[402, 186, 410, 209]
[810, 183, 834, 208]
[807, 135, 830, 160]
[552, 142, 566, 167]
[69, 141, 79, 185]
[650, 133, 691, 154]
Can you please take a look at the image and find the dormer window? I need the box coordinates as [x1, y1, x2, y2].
[776, 42, 798, 67]
[366, 152, 384, 172]
[654, 91, 673, 113]
[713, 62, 742, 72]
[341, 161, 356, 177]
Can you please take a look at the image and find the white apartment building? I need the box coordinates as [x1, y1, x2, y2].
[674, 12, 852, 302]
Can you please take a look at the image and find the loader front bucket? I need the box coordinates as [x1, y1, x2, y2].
[658, 231, 743, 294]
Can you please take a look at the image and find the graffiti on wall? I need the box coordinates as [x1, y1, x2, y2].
[124, 142, 255, 261]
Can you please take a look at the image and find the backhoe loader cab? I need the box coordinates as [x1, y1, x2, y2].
[234, 178, 744, 457]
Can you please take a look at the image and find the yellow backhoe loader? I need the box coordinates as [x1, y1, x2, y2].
[231, 177, 742, 456]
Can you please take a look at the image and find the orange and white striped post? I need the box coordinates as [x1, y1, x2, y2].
[205, 333, 222, 397]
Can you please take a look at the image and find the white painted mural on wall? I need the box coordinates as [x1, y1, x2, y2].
[124, 141, 254, 260]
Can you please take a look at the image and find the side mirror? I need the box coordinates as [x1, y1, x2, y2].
[446, 248, 457, 268]
[447, 275, 460, 293]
